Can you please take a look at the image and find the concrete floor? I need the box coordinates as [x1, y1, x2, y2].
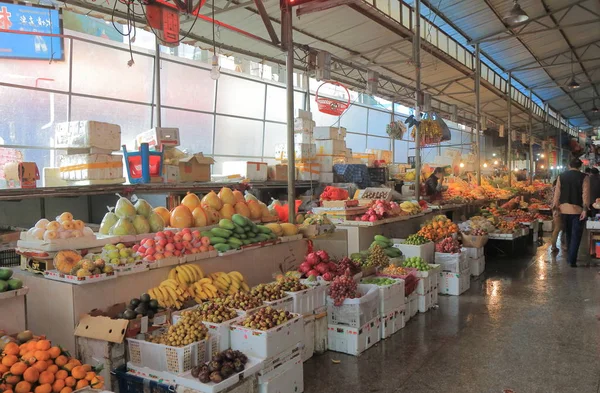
[304, 242, 600, 393]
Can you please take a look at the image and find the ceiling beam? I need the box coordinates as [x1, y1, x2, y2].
[472, 19, 600, 44]
[469, 0, 589, 44]
[252, 0, 279, 45]
[511, 57, 600, 72]
[507, 40, 600, 72]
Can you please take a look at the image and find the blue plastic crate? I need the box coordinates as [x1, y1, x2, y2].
[113, 366, 175, 393]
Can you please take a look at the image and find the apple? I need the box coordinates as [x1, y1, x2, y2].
[154, 253, 164, 260]
[165, 243, 175, 252]
[145, 247, 156, 256]
[307, 269, 319, 277]
[191, 248, 199, 254]
[164, 251, 173, 258]
[145, 239, 155, 247]
[182, 233, 192, 242]
[158, 238, 168, 247]
[145, 255, 155, 262]
[174, 250, 181, 257]
[192, 230, 201, 239]
[155, 231, 166, 238]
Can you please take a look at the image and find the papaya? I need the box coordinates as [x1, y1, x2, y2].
[218, 219, 235, 230]
[210, 228, 232, 238]
[209, 237, 227, 245]
[213, 244, 231, 253]
[231, 214, 248, 227]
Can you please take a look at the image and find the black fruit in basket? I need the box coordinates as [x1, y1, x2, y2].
[115, 312, 124, 319]
[140, 293, 151, 303]
[146, 309, 155, 319]
[234, 351, 248, 364]
[209, 371, 223, 383]
[130, 298, 141, 307]
[221, 365, 234, 378]
[208, 360, 221, 373]
[191, 366, 201, 378]
[233, 358, 244, 373]
[134, 304, 148, 316]
[126, 303, 136, 311]
[198, 371, 211, 383]
[149, 299, 159, 310]
[123, 309, 137, 320]
[224, 349, 235, 360]
[213, 352, 224, 362]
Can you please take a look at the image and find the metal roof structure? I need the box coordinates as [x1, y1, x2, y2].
[65, 0, 599, 139]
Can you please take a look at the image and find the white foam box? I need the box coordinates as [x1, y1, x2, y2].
[464, 247, 484, 259]
[175, 357, 262, 393]
[409, 292, 418, 318]
[274, 143, 316, 162]
[327, 284, 380, 328]
[313, 126, 346, 140]
[294, 118, 315, 133]
[296, 163, 320, 181]
[417, 293, 432, 313]
[438, 269, 470, 296]
[222, 161, 268, 181]
[360, 279, 404, 314]
[381, 308, 403, 339]
[392, 240, 435, 264]
[59, 154, 123, 181]
[435, 251, 468, 273]
[403, 296, 411, 323]
[229, 314, 304, 359]
[315, 139, 346, 155]
[313, 311, 328, 355]
[431, 286, 439, 305]
[258, 354, 303, 393]
[327, 316, 381, 356]
[469, 255, 485, 276]
[136, 127, 180, 149]
[302, 315, 315, 362]
[397, 309, 406, 331]
[294, 131, 312, 144]
[263, 296, 294, 312]
[319, 172, 334, 183]
[55, 120, 121, 151]
[296, 108, 312, 120]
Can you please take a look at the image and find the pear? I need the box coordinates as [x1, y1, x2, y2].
[110, 218, 136, 236]
[218, 187, 236, 205]
[247, 200, 262, 220]
[233, 190, 245, 204]
[132, 215, 150, 234]
[202, 190, 222, 211]
[134, 199, 153, 218]
[192, 206, 209, 227]
[148, 212, 165, 232]
[181, 192, 201, 212]
[99, 212, 118, 235]
[115, 197, 136, 220]
[219, 203, 235, 220]
[234, 202, 251, 218]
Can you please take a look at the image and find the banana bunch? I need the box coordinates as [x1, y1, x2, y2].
[400, 201, 420, 214]
[148, 279, 187, 309]
[209, 271, 250, 295]
[191, 278, 220, 303]
[168, 264, 205, 288]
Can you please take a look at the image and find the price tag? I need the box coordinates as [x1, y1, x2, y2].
[153, 314, 167, 326]
[140, 316, 149, 334]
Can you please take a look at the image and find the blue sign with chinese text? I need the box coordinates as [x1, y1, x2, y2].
[0, 1, 64, 60]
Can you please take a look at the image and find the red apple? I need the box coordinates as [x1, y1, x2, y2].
[174, 250, 181, 257]
[307, 269, 319, 278]
[165, 243, 175, 252]
[182, 233, 192, 242]
[164, 251, 173, 258]
[145, 247, 156, 256]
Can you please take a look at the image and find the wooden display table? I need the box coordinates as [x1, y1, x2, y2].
[21, 239, 308, 354]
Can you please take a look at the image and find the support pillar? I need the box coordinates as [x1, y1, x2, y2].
[475, 43, 481, 186]
[282, 2, 296, 223]
[414, 0, 422, 200]
[507, 72, 512, 186]
[528, 91, 533, 185]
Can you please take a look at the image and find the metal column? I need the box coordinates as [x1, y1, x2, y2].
[528, 90, 533, 184]
[507, 72, 512, 186]
[282, 3, 296, 223]
[155, 40, 162, 127]
[414, 0, 422, 200]
[475, 43, 481, 186]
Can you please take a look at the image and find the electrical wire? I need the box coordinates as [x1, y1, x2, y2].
[136, 0, 201, 45]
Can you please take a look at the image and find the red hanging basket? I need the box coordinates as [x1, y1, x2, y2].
[315, 81, 350, 116]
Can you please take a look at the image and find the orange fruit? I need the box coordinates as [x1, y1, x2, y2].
[2, 355, 18, 367]
[55, 370, 68, 381]
[52, 379, 65, 393]
[46, 365, 58, 374]
[10, 362, 28, 376]
[23, 367, 40, 383]
[75, 379, 88, 390]
[81, 364, 91, 373]
[4, 390, 14, 393]
[39, 370, 55, 385]
[54, 356, 67, 367]
[36, 340, 51, 351]
[34, 383, 52, 393]
[67, 359, 80, 367]
[4, 342, 20, 356]
[62, 363, 74, 373]
[32, 360, 48, 372]
[4, 373, 21, 385]
[34, 351, 50, 361]
[84, 372, 95, 381]
[0, 364, 9, 374]
[59, 388, 72, 393]
[64, 377, 76, 388]
[71, 366, 86, 380]
[14, 381, 31, 393]
[47, 347, 61, 360]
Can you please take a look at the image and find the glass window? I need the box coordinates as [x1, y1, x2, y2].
[368, 109, 392, 137]
[70, 96, 152, 149]
[367, 136, 391, 150]
[265, 86, 305, 123]
[0, 86, 69, 148]
[213, 115, 263, 157]
[71, 39, 154, 103]
[263, 122, 287, 159]
[161, 108, 213, 155]
[394, 140, 408, 163]
[390, 0, 400, 22]
[339, 105, 368, 134]
[160, 59, 215, 112]
[345, 133, 367, 153]
[212, 155, 261, 175]
[402, 4, 411, 28]
[216, 74, 266, 119]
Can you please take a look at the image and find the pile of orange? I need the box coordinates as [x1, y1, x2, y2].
[417, 216, 459, 242]
[0, 339, 104, 393]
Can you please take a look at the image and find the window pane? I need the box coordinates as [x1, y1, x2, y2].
[345, 133, 367, 153]
[0, 86, 68, 148]
[394, 140, 408, 163]
[70, 96, 152, 149]
[71, 40, 154, 103]
[367, 136, 391, 150]
[212, 155, 260, 175]
[263, 122, 287, 159]
[265, 86, 304, 123]
[161, 59, 215, 112]
[368, 109, 391, 137]
[213, 115, 263, 156]
[340, 105, 368, 134]
[216, 74, 265, 119]
[0, 39, 71, 91]
[161, 108, 213, 155]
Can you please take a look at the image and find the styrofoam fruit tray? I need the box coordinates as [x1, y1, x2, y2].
[174, 356, 263, 393]
[43, 269, 116, 284]
[148, 256, 180, 269]
[181, 250, 218, 263]
[172, 310, 235, 353]
[279, 234, 303, 243]
[125, 362, 178, 386]
[17, 233, 118, 252]
[112, 262, 149, 276]
[229, 313, 304, 359]
[263, 296, 294, 312]
[0, 287, 29, 300]
[284, 286, 317, 315]
[360, 278, 404, 314]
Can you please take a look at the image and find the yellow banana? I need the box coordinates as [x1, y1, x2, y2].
[198, 278, 213, 285]
[160, 280, 179, 291]
[148, 287, 159, 300]
[176, 266, 192, 284]
[230, 280, 241, 290]
[228, 286, 238, 295]
[204, 283, 218, 293]
[157, 287, 170, 304]
[196, 289, 208, 301]
[217, 275, 230, 288]
[241, 282, 250, 292]
[203, 284, 217, 298]
[168, 268, 177, 281]
[218, 272, 231, 284]
[190, 264, 204, 279]
[181, 264, 197, 282]
[228, 271, 244, 282]
[163, 286, 179, 303]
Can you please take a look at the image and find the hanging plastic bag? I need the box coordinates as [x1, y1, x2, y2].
[432, 112, 451, 142]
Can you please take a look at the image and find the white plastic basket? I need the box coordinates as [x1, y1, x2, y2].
[285, 286, 317, 315]
[300, 279, 329, 312]
[302, 315, 315, 362]
[327, 284, 380, 328]
[127, 332, 209, 374]
[392, 239, 435, 263]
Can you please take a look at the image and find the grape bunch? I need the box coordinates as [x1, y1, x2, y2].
[329, 274, 360, 306]
[335, 257, 361, 277]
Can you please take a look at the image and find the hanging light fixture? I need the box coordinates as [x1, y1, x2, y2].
[567, 51, 579, 89]
[592, 91, 599, 113]
[210, 0, 220, 80]
[503, 1, 529, 25]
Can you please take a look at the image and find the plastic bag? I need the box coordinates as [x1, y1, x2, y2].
[433, 112, 451, 142]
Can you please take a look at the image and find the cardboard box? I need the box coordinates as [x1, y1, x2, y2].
[296, 163, 320, 181]
[268, 164, 288, 181]
[136, 127, 180, 150]
[55, 121, 121, 151]
[223, 161, 268, 181]
[18, 162, 39, 188]
[315, 154, 346, 171]
[316, 139, 346, 156]
[294, 131, 313, 144]
[163, 164, 180, 183]
[177, 153, 214, 182]
[274, 143, 316, 162]
[438, 270, 470, 296]
[84, 303, 171, 338]
[294, 118, 315, 133]
[59, 154, 123, 181]
[314, 126, 346, 140]
[296, 109, 312, 120]
[366, 149, 392, 163]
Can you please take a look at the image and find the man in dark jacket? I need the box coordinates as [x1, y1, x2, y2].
[552, 158, 590, 267]
[425, 167, 444, 200]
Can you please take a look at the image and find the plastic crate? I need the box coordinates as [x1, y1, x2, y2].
[285, 286, 317, 315]
[0, 249, 20, 267]
[367, 167, 388, 184]
[113, 365, 174, 393]
[327, 284, 379, 328]
[360, 278, 404, 314]
[127, 332, 209, 374]
[417, 294, 432, 313]
[464, 247, 484, 259]
[391, 240, 435, 263]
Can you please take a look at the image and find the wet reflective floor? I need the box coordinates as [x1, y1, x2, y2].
[304, 242, 600, 393]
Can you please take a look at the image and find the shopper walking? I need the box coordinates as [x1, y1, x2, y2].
[552, 158, 590, 267]
[550, 178, 562, 253]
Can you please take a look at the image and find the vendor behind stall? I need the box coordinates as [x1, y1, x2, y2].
[425, 167, 445, 200]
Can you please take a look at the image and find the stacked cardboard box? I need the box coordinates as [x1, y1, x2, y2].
[314, 126, 348, 183]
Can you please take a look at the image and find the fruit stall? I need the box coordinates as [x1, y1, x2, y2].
[0, 269, 27, 334]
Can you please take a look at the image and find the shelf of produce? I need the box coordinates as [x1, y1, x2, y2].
[0, 284, 28, 334]
[0, 181, 318, 201]
[20, 238, 308, 354]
